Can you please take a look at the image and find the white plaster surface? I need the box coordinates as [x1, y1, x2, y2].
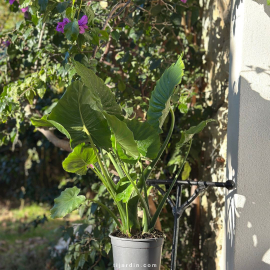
[241, 70, 270, 100]
[226, 0, 270, 269]
[262, 249, 270, 265]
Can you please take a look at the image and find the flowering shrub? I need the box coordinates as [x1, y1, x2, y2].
[9, 0, 29, 13]
[0, 0, 208, 268]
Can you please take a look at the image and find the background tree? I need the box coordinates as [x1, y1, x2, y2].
[0, 0, 221, 269]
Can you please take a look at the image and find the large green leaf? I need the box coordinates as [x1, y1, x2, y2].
[31, 115, 71, 139]
[47, 81, 111, 150]
[62, 143, 97, 175]
[51, 187, 86, 218]
[125, 119, 160, 159]
[111, 135, 137, 164]
[74, 61, 123, 119]
[147, 56, 185, 132]
[104, 113, 139, 159]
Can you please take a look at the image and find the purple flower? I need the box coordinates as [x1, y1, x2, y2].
[56, 18, 70, 34]
[78, 15, 88, 34]
[21, 6, 29, 13]
[9, 0, 29, 13]
[181, 0, 187, 2]
[3, 40, 11, 47]
[63, 18, 70, 24]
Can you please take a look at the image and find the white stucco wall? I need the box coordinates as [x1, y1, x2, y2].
[226, 0, 270, 269]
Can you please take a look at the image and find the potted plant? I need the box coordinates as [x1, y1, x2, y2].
[32, 56, 212, 269]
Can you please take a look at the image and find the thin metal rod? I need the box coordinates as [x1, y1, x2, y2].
[177, 185, 206, 217]
[147, 179, 235, 190]
[171, 184, 182, 270]
[154, 184, 175, 209]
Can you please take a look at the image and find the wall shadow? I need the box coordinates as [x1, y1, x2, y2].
[226, 73, 270, 269]
[225, 43, 240, 269]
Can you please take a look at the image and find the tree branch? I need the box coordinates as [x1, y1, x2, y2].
[34, 23, 46, 71]
[37, 128, 72, 152]
[92, 2, 131, 59]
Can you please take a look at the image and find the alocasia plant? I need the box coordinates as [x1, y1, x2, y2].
[32, 55, 213, 236]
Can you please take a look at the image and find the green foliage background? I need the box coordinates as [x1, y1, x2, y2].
[0, 0, 213, 269]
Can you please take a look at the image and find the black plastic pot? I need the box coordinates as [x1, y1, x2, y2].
[109, 234, 164, 270]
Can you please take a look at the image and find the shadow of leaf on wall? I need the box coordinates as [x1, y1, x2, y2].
[242, 66, 270, 101]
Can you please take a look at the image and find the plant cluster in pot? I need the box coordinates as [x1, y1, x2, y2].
[32, 56, 213, 270]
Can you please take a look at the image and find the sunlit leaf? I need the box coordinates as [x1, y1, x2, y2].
[31, 115, 53, 127]
[147, 56, 185, 132]
[51, 187, 86, 218]
[37, 87, 46, 99]
[181, 162, 191, 180]
[116, 175, 135, 203]
[178, 103, 188, 114]
[31, 115, 71, 139]
[104, 242, 111, 254]
[65, 7, 73, 20]
[111, 135, 137, 164]
[62, 143, 97, 175]
[74, 61, 123, 119]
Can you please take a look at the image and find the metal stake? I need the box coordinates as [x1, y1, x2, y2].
[146, 179, 235, 270]
[171, 184, 182, 269]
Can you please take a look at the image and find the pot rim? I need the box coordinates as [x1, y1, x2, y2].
[109, 233, 164, 242]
